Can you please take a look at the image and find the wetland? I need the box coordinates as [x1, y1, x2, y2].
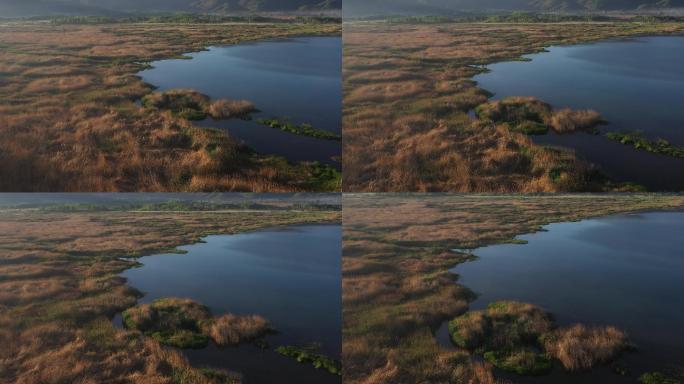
[119, 224, 342, 383]
[474, 36, 684, 190]
[138, 36, 342, 168]
[440, 211, 684, 382]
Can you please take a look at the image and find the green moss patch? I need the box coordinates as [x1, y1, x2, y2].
[142, 89, 210, 121]
[448, 301, 629, 376]
[475, 97, 552, 135]
[476, 97, 605, 136]
[639, 372, 682, 384]
[142, 89, 256, 122]
[448, 300, 553, 352]
[484, 348, 552, 376]
[122, 298, 212, 349]
[122, 297, 273, 350]
[275, 345, 341, 376]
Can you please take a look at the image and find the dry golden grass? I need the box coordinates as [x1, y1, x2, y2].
[543, 324, 628, 371]
[208, 99, 256, 119]
[549, 108, 605, 133]
[0, 21, 340, 192]
[342, 194, 684, 383]
[343, 21, 684, 192]
[204, 314, 270, 346]
[0, 202, 340, 383]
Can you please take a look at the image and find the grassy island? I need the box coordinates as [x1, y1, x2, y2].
[122, 298, 271, 349]
[449, 301, 628, 376]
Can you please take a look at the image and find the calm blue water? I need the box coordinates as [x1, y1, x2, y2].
[138, 37, 341, 167]
[474, 36, 684, 190]
[121, 224, 341, 383]
[448, 211, 684, 382]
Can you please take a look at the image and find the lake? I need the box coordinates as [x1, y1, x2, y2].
[473, 36, 684, 191]
[119, 224, 341, 384]
[439, 211, 684, 383]
[138, 36, 341, 168]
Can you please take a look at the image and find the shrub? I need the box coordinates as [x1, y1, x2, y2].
[202, 314, 270, 346]
[208, 99, 255, 119]
[541, 324, 628, 371]
[548, 108, 604, 134]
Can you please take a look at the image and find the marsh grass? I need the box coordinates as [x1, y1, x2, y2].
[275, 345, 342, 375]
[449, 301, 627, 376]
[542, 324, 629, 372]
[342, 195, 684, 383]
[122, 298, 212, 349]
[343, 21, 684, 192]
[0, 205, 340, 383]
[256, 117, 342, 140]
[606, 131, 684, 158]
[203, 313, 271, 346]
[0, 21, 341, 191]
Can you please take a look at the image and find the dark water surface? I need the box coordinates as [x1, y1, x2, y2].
[121, 224, 341, 384]
[473, 36, 684, 190]
[441, 211, 684, 383]
[138, 36, 341, 167]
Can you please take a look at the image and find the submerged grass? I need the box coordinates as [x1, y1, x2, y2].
[256, 118, 341, 140]
[606, 131, 684, 158]
[276, 345, 342, 375]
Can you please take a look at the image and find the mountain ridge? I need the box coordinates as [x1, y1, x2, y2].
[0, 0, 341, 17]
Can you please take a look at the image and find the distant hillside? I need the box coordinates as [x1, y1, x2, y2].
[0, 0, 341, 18]
[344, 0, 684, 17]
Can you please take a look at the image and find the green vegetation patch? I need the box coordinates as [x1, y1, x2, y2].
[639, 371, 683, 384]
[142, 89, 256, 121]
[256, 118, 341, 140]
[304, 161, 342, 191]
[448, 300, 553, 352]
[605, 131, 684, 158]
[142, 89, 210, 121]
[475, 97, 552, 135]
[448, 300, 629, 376]
[122, 298, 212, 349]
[275, 345, 341, 375]
[476, 97, 605, 136]
[483, 348, 552, 376]
[122, 298, 275, 350]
